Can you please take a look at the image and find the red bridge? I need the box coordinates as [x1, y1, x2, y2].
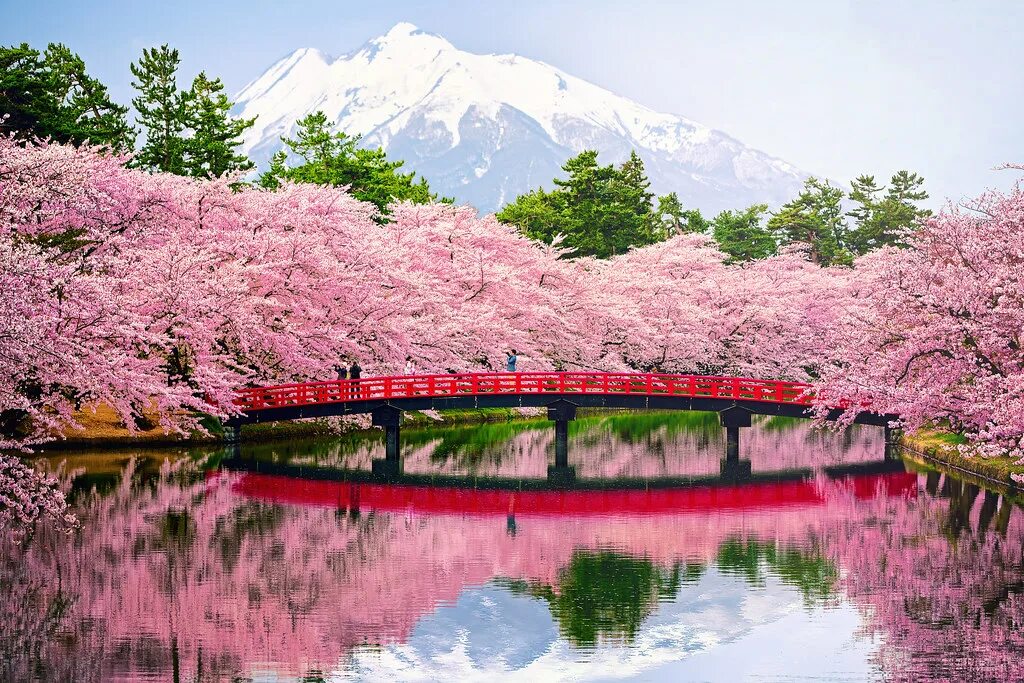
[236, 372, 822, 416]
[228, 372, 898, 480]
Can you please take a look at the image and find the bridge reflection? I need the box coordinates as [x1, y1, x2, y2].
[223, 457, 915, 516]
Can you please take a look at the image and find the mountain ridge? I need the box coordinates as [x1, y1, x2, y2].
[234, 22, 809, 214]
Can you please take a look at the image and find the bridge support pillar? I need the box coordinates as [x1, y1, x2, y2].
[884, 425, 901, 460]
[546, 400, 577, 484]
[719, 406, 752, 480]
[371, 405, 403, 479]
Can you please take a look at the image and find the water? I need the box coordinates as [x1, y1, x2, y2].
[2, 412, 1021, 682]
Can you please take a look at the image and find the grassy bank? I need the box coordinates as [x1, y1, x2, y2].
[901, 429, 1022, 489]
[40, 404, 546, 451]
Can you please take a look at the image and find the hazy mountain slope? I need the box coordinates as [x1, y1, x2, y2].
[234, 23, 808, 213]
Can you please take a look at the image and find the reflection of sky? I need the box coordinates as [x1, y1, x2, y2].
[333, 569, 881, 682]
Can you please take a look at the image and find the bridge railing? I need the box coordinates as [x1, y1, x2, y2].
[234, 372, 813, 412]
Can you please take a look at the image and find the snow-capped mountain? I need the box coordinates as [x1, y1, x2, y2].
[234, 22, 808, 214]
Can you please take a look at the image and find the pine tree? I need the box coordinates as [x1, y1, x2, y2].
[1, 43, 134, 151]
[767, 177, 851, 266]
[711, 205, 775, 262]
[182, 72, 255, 177]
[656, 192, 709, 235]
[260, 111, 441, 211]
[43, 44, 136, 152]
[846, 175, 883, 229]
[130, 45, 186, 173]
[497, 149, 664, 258]
[657, 193, 685, 235]
[846, 171, 930, 254]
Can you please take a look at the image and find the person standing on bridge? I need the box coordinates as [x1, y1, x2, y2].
[404, 356, 417, 375]
[349, 359, 362, 399]
[506, 350, 518, 372]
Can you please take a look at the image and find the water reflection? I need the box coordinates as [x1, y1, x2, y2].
[244, 411, 884, 479]
[1, 413, 1022, 681]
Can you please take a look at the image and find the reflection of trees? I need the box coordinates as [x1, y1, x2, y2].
[506, 550, 684, 647]
[506, 538, 837, 648]
[571, 411, 719, 444]
[716, 538, 838, 606]
[408, 419, 547, 464]
[248, 410, 881, 480]
[2, 451, 928, 680]
[826, 471, 1024, 682]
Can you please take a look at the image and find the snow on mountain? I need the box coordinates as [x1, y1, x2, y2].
[234, 22, 809, 214]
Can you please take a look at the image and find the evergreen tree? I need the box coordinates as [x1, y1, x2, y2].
[259, 111, 441, 211]
[846, 171, 930, 254]
[130, 45, 186, 173]
[656, 192, 685, 235]
[493, 187, 564, 241]
[617, 150, 657, 230]
[0, 43, 134, 151]
[656, 192, 709, 235]
[0, 44, 52, 140]
[496, 150, 665, 258]
[846, 175, 883, 230]
[182, 72, 255, 177]
[682, 208, 710, 234]
[767, 177, 851, 266]
[711, 204, 776, 262]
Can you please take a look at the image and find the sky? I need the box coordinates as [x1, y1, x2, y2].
[3, 0, 1022, 206]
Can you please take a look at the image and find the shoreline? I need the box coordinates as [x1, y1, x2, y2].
[33, 408, 1024, 496]
[36, 407, 546, 453]
[899, 431, 1021, 492]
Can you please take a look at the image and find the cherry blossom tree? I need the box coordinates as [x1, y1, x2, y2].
[814, 168, 1024, 457]
[7, 135, 1023, 537]
[597, 237, 844, 379]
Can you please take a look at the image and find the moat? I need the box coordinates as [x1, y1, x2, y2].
[3, 412, 1020, 682]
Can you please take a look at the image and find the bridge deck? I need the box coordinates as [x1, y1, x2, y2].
[231, 372, 892, 426]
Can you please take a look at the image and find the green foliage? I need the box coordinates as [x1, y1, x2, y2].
[130, 45, 187, 173]
[496, 150, 669, 258]
[183, 72, 256, 177]
[767, 178, 851, 266]
[656, 192, 709, 235]
[497, 149, 929, 265]
[131, 45, 254, 178]
[763, 172, 930, 265]
[570, 409, 720, 443]
[716, 538, 838, 606]
[711, 204, 776, 262]
[403, 418, 548, 463]
[0, 42, 134, 152]
[514, 550, 682, 647]
[846, 171, 931, 254]
[258, 111, 442, 212]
